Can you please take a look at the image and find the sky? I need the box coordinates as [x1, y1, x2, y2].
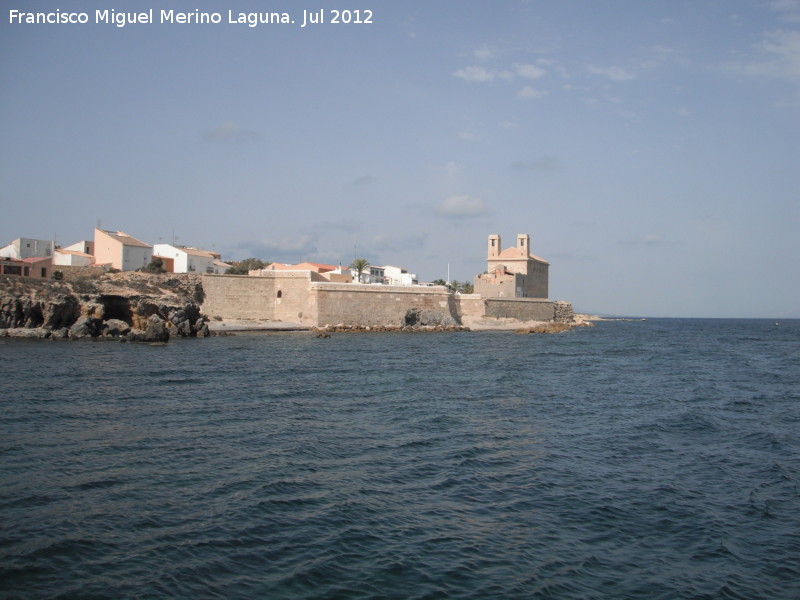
[1, 0, 799, 317]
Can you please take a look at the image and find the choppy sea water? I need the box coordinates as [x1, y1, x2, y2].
[1, 319, 799, 600]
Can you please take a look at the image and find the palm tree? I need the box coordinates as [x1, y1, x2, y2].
[349, 258, 370, 283]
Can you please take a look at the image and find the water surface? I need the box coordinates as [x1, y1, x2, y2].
[2, 319, 799, 599]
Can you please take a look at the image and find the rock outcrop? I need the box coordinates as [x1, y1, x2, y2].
[402, 308, 460, 328]
[0, 273, 209, 342]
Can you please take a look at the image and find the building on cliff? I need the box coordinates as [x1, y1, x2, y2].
[473, 234, 549, 299]
[93, 229, 152, 271]
[0, 255, 52, 278]
[153, 244, 230, 274]
[0, 238, 55, 260]
[53, 241, 95, 267]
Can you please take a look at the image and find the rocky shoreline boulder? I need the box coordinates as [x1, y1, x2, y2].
[0, 273, 210, 343]
[402, 308, 460, 328]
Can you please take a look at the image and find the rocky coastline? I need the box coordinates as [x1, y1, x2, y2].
[1, 273, 597, 340]
[0, 273, 209, 342]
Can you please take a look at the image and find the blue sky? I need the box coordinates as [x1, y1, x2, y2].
[2, 0, 798, 317]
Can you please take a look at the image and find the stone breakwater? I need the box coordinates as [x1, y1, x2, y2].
[0, 273, 209, 342]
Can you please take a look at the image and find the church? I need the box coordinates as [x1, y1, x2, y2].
[473, 234, 549, 299]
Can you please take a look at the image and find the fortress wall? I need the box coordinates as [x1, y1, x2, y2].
[202, 274, 564, 326]
[312, 283, 456, 326]
[201, 272, 316, 323]
[455, 295, 485, 318]
[272, 272, 317, 324]
[201, 274, 277, 320]
[483, 297, 556, 321]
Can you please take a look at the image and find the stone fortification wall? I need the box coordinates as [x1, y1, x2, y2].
[201, 272, 318, 324]
[201, 274, 277, 320]
[202, 274, 567, 326]
[455, 294, 485, 318]
[483, 297, 556, 321]
[312, 283, 456, 326]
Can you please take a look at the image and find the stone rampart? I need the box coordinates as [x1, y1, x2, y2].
[202, 274, 566, 326]
[455, 294, 485, 319]
[483, 297, 556, 321]
[312, 283, 455, 326]
[201, 274, 278, 320]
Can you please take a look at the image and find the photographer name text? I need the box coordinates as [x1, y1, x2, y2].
[8, 8, 373, 28]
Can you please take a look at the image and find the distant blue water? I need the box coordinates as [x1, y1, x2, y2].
[1, 319, 799, 599]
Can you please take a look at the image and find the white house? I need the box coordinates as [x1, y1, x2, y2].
[94, 229, 152, 271]
[53, 241, 95, 266]
[350, 264, 385, 284]
[212, 259, 233, 274]
[383, 265, 418, 286]
[153, 244, 223, 274]
[0, 238, 55, 259]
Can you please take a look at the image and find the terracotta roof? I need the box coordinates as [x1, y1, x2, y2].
[295, 262, 339, 272]
[267, 262, 339, 272]
[55, 249, 94, 258]
[99, 230, 151, 248]
[21, 256, 51, 263]
[181, 247, 215, 258]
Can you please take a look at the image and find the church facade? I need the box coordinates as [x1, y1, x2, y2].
[474, 233, 549, 299]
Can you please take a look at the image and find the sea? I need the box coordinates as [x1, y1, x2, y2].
[1, 318, 798, 600]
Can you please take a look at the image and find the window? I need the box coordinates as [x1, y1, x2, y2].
[41, 268, 47, 278]
[277, 290, 282, 298]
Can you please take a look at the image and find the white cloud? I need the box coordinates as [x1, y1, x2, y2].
[769, 0, 800, 22]
[453, 65, 495, 82]
[473, 43, 495, 61]
[727, 29, 800, 83]
[437, 195, 487, 217]
[587, 65, 636, 81]
[516, 63, 547, 79]
[517, 86, 546, 99]
[202, 121, 261, 142]
[755, 29, 800, 80]
[454, 64, 542, 84]
[445, 161, 461, 177]
[458, 131, 481, 141]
